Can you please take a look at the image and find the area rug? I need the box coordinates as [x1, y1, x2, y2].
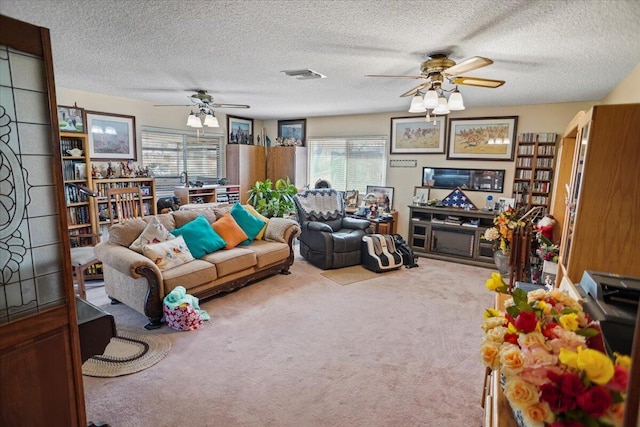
[320, 264, 391, 285]
[82, 328, 171, 378]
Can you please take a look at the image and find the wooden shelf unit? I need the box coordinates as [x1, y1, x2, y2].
[174, 184, 240, 205]
[266, 145, 308, 188]
[512, 132, 557, 212]
[226, 144, 266, 204]
[93, 177, 157, 226]
[408, 205, 496, 268]
[551, 104, 640, 284]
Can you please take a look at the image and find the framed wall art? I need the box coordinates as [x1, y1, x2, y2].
[365, 185, 394, 211]
[390, 116, 446, 154]
[278, 119, 306, 146]
[446, 116, 518, 160]
[227, 115, 254, 144]
[57, 105, 85, 133]
[86, 111, 137, 160]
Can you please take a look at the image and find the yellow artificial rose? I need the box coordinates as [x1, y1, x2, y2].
[485, 272, 505, 292]
[484, 308, 500, 319]
[527, 289, 547, 303]
[500, 345, 525, 375]
[507, 322, 518, 335]
[518, 331, 550, 350]
[521, 401, 555, 427]
[485, 326, 508, 343]
[480, 341, 501, 369]
[614, 352, 632, 369]
[558, 313, 579, 331]
[577, 347, 614, 385]
[503, 376, 539, 410]
[559, 348, 579, 369]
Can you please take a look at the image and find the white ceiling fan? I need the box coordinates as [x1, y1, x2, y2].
[154, 89, 250, 128]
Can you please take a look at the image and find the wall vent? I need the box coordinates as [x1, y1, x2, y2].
[281, 69, 327, 80]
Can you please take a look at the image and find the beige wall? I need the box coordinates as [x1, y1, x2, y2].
[601, 64, 640, 105]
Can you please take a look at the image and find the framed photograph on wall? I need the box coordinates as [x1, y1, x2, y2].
[365, 185, 394, 211]
[57, 105, 85, 133]
[446, 116, 518, 160]
[278, 119, 306, 146]
[390, 116, 446, 154]
[86, 111, 136, 160]
[227, 115, 254, 145]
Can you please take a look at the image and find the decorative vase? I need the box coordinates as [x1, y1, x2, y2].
[493, 250, 510, 277]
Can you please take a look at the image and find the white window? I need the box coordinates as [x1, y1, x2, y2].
[141, 127, 224, 197]
[307, 136, 388, 193]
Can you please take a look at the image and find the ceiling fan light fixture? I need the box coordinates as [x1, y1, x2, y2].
[432, 95, 450, 115]
[448, 87, 465, 111]
[203, 113, 219, 127]
[187, 113, 202, 128]
[423, 88, 439, 109]
[408, 92, 427, 113]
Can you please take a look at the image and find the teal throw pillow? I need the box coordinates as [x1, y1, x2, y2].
[170, 215, 226, 259]
[230, 202, 267, 243]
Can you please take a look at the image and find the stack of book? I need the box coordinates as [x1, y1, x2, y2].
[444, 216, 462, 225]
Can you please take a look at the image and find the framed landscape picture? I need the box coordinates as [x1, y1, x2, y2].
[227, 115, 253, 144]
[446, 116, 518, 160]
[57, 105, 85, 133]
[277, 119, 306, 146]
[86, 111, 136, 160]
[390, 116, 446, 154]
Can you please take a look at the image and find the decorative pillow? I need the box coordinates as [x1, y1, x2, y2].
[107, 217, 147, 247]
[170, 215, 226, 258]
[129, 216, 175, 253]
[242, 204, 269, 240]
[264, 217, 298, 243]
[211, 212, 249, 249]
[230, 202, 267, 242]
[142, 235, 194, 271]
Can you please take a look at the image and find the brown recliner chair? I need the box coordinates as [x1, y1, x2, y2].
[294, 188, 371, 270]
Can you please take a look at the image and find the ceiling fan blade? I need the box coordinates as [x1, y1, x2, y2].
[153, 104, 192, 107]
[443, 56, 493, 76]
[450, 76, 505, 88]
[211, 103, 251, 109]
[400, 82, 431, 97]
[365, 74, 426, 79]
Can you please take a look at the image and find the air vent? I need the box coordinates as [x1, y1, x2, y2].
[281, 69, 327, 80]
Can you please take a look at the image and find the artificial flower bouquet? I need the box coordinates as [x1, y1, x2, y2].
[483, 207, 525, 254]
[481, 284, 631, 427]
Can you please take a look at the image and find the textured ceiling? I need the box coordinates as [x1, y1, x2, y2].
[2, 0, 639, 120]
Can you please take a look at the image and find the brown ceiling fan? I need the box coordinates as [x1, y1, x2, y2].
[153, 89, 250, 111]
[366, 53, 505, 97]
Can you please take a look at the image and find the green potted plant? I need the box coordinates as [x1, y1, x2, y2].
[247, 177, 298, 218]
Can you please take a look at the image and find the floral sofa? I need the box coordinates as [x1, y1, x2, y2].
[94, 204, 300, 329]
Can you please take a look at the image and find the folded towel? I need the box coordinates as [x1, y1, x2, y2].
[163, 286, 210, 321]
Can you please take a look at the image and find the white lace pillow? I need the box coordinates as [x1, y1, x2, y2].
[142, 235, 194, 271]
[129, 216, 175, 253]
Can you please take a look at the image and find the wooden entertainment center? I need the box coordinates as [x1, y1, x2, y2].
[408, 205, 496, 268]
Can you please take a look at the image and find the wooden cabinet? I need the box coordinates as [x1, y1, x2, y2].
[408, 206, 495, 268]
[174, 184, 240, 205]
[93, 178, 157, 226]
[512, 132, 557, 212]
[226, 144, 266, 204]
[553, 104, 640, 284]
[266, 145, 308, 188]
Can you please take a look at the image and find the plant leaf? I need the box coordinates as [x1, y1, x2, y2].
[575, 328, 600, 338]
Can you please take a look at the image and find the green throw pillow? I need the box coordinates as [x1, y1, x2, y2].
[230, 202, 267, 243]
[170, 215, 226, 258]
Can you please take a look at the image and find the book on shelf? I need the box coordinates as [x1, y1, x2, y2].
[462, 220, 479, 227]
[444, 216, 463, 225]
[431, 218, 445, 224]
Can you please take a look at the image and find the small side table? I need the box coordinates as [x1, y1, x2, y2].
[76, 297, 117, 363]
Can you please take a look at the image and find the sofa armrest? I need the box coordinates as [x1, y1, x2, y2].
[342, 216, 372, 231]
[94, 242, 162, 282]
[302, 221, 333, 233]
[264, 217, 301, 243]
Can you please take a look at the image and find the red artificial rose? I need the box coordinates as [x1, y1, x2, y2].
[540, 382, 577, 412]
[550, 421, 584, 427]
[559, 373, 586, 397]
[504, 333, 519, 345]
[576, 385, 612, 417]
[514, 311, 538, 333]
[542, 322, 559, 339]
[607, 365, 629, 392]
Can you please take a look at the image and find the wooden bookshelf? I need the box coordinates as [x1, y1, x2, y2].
[512, 132, 557, 212]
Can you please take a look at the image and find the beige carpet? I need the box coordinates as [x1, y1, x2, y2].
[320, 265, 390, 285]
[83, 247, 493, 427]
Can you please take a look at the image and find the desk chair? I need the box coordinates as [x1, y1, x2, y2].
[106, 186, 146, 225]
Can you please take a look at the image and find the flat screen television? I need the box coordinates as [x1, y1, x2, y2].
[422, 167, 505, 192]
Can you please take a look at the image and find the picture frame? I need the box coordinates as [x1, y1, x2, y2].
[140, 186, 151, 196]
[277, 119, 306, 146]
[390, 116, 446, 154]
[86, 111, 137, 160]
[446, 116, 518, 160]
[57, 105, 85, 133]
[365, 185, 394, 211]
[227, 115, 254, 145]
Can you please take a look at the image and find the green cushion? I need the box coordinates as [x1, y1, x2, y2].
[230, 202, 267, 243]
[170, 215, 226, 258]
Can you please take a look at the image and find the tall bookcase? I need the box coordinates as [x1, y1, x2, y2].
[512, 132, 557, 212]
